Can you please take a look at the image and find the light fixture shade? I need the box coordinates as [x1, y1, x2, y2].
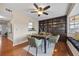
[37, 11, 43, 15]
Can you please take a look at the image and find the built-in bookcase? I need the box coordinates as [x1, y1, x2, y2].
[39, 16, 67, 35]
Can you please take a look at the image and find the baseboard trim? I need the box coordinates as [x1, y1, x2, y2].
[13, 40, 28, 46]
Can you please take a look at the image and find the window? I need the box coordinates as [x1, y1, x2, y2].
[69, 15, 79, 33]
[28, 22, 35, 31]
[28, 22, 33, 29]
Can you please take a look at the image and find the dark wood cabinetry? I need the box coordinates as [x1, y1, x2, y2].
[39, 16, 67, 35]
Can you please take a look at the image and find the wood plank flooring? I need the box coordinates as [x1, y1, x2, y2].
[53, 41, 73, 56]
[0, 36, 32, 56]
[0, 36, 73, 56]
[1, 36, 13, 56]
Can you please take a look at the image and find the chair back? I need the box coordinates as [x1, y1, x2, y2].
[28, 37, 36, 47]
[35, 38, 42, 47]
[48, 35, 60, 43]
[55, 35, 60, 43]
[48, 36, 56, 43]
[28, 36, 43, 47]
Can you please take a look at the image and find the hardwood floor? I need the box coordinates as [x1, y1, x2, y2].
[53, 35, 73, 56]
[1, 48, 33, 56]
[1, 36, 13, 56]
[0, 36, 32, 56]
[0, 36, 73, 56]
[53, 41, 73, 56]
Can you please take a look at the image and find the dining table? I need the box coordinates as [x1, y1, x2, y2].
[31, 34, 48, 53]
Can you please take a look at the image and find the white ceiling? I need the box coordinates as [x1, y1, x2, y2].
[0, 3, 70, 21]
[69, 4, 79, 17]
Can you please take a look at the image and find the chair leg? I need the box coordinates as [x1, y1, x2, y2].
[28, 46, 31, 52]
[48, 41, 50, 47]
[41, 41, 43, 50]
[41, 44, 43, 51]
[36, 47, 38, 56]
[26, 46, 30, 55]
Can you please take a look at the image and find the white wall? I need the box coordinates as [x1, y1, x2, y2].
[0, 4, 39, 46]
[10, 10, 38, 46]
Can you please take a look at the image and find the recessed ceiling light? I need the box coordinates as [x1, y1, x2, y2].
[0, 15, 5, 18]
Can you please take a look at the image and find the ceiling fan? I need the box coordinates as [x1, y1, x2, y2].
[31, 3, 50, 16]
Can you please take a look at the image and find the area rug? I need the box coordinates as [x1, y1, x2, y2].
[23, 40, 55, 56]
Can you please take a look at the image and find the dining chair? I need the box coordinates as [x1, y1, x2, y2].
[55, 35, 60, 43]
[47, 35, 60, 47]
[28, 37, 43, 56]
